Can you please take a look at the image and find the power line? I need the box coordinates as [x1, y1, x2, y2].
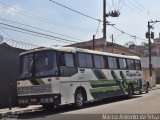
[133, 0, 160, 24]
[0, 28, 11, 38]
[126, 0, 159, 22]
[134, 0, 155, 19]
[106, 0, 126, 11]
[105, 0, 159, 40]
[0, 23, 80, 44]
[0, 1, 100, 32]
[0, 22, 77, 43]
[106, 0, 112, 11]
[49, 0, 102, 22]
[124, 2, 148, 19]
[110, 25, 147, 41]
[128, 0, 147, 13]
[94, 21, 101, 38]
[0, 26, 72, 44]
[118, 0, 126, 11]
[125, 0, 160, 31]
[0, 18, 83, 41]
[114, 32, 124, 39]
[0, 0, 147, 44]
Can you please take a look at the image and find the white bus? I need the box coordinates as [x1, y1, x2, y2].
[17, 46, 142, 109]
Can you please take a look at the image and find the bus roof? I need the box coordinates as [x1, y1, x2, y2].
[20, 46, 140, 60]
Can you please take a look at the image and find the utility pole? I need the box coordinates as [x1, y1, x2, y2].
[146, 20, 160, 87]
[103, 0, 106, 39]
[148, 22, 152, 86]
[111, 34, 114, 53]
[103, 0, 120, 41]
[93, 35, 95, 50]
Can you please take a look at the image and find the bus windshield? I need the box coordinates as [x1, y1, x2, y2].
[35, 51, 58, 77]
[20, 54, 33, 79]
[20, 51, 58, 79]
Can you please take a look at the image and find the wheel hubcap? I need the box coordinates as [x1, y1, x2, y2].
[76, 93, 83, 106]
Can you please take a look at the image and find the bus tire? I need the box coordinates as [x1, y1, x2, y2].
[146, 90, 149, 93]
[146, 86, 149, 93]
[127, 85, 134, 99]
[139, 90, 142, 95]
[74, 89, 85, 108]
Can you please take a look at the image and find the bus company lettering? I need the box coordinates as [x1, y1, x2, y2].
[126, 71, 141, 77]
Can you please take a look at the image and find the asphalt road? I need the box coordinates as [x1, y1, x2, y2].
[18, 89, 160, 120]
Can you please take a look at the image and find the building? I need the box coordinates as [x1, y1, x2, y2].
[0, 43, 25, 108]
[129, 33, 160, 57]
[131, 42, 160, 57]
[67, 38, 138, 56]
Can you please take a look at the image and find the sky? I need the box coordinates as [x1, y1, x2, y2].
[0, 0, 160, 48]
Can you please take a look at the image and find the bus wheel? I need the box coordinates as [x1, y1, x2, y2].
[139, 90, 142, 95]
[146, 86, 149, 93]
[127, 85, 134, 99]
[75, 90, 85, 108]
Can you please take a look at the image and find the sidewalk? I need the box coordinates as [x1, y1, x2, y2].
[152, 84, 160, 90]
[0, 105, 42, 117]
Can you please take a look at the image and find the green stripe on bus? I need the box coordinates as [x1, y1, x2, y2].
[126, 80, 137, 84]
[36, 78, 45, 84]
[89, 86, 120, 93]
[90, 80, 117, 85]
[91, 83, 117, 88]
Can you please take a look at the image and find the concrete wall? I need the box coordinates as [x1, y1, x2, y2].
[141, 57, 160, 68]
[141, 57, 160, 85]
[155, 68, 160, 84]
[0, 43, 25, 108]
[143, 68, 156, 87]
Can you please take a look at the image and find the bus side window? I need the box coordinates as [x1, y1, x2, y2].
[93, 55, 105, 69]
[131, 59, 136, 70]
[108, 57, 118, 69]
[65, 53, 75, 67]
[127, 59, 131, 70]
[100, 56, 105, 68]
[127, 59, 135, 70]
[86, 54, 93, 68]
[59, 52, 77, 76]
[78, 53, 87, 68]
[135, 60, 141, 70]
[60, 53, 75, 67]
[119, 58, 127, 69]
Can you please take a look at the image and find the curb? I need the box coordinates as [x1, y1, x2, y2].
[151, 85, 160, 90]
[0, 106, 42, 118]
[152, 87, 160, 90]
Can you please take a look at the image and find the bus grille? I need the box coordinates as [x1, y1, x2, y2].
[17, 84, 52, 95]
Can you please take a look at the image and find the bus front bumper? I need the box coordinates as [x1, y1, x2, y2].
[18, 94, 61, 106]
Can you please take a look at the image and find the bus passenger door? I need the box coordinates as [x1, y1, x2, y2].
[79, 68, 85, 81]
